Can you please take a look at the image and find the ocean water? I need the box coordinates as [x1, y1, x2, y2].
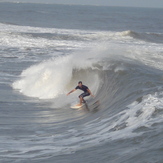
[0, 2, 163, 163]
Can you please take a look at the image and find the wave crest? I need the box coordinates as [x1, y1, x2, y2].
[13, 54, 101, 100]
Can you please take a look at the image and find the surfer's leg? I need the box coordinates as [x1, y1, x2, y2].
[79, 96, 83, 105]
[79, 93, 85, 105]
[79, 92, 90, 104]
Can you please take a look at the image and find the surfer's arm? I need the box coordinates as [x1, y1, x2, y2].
[87, 89, 94, 97]
[67, 89, 76, 96]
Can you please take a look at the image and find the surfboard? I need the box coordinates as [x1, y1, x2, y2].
[70, 100, 100, 111]
[71, 103, 85, 109]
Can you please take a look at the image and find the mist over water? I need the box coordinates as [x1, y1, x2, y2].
[0, 2, 163, 163]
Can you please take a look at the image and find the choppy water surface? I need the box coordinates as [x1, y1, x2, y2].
[0, 3, 163, 163]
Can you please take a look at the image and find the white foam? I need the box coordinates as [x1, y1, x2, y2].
[13, 55, 72, 99]
[13, 53, 101, 101]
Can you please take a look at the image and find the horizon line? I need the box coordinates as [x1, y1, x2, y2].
[0, 1, 163, 9]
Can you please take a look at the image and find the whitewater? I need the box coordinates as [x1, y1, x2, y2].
[0, 3, 163, 163]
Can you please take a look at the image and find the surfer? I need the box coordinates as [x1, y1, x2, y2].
[67, 81, 94, 106]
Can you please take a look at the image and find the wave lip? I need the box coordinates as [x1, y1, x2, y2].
[12, 54, 101, 101]
[13, 55, 73, 99]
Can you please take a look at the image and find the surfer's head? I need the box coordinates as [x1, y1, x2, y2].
[78, 81, 82, 87]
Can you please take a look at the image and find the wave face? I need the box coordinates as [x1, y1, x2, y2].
[0, 4, 163, 162]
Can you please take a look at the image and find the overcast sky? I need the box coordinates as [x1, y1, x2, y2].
[1, 0, 163, 8]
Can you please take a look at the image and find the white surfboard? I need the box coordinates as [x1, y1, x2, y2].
[71, 104, 84, 109]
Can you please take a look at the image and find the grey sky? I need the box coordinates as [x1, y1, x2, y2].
[1, 0, 163, 8]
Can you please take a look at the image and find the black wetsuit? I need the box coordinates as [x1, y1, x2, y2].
[75, 85, 90, 98]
